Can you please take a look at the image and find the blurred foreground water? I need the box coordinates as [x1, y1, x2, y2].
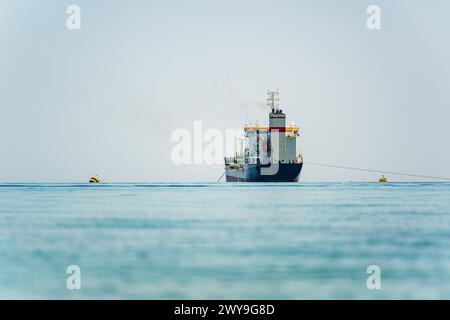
[1, 182, 450, 299]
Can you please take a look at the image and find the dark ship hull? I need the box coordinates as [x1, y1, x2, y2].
[225, 163, 303, 182]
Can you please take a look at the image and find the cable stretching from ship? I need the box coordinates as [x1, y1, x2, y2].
[302, 162, 450, 181]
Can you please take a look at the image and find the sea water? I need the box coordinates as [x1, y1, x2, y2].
[1, 182, 450, 299]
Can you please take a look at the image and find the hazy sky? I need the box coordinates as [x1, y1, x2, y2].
[1, 0, 449, 182]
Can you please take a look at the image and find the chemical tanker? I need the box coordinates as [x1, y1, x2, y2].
[224, 90, 303, 182]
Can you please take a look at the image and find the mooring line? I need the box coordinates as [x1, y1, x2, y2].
[216, 172, 226, 183]
[304, 162, 450, 181]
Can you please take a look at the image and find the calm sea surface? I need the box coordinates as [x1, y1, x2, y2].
[1, 182, 450, 299]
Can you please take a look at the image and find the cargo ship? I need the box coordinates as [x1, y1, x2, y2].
[224, 90, 303, 182]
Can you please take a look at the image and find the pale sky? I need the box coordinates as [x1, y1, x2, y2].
[1, 0, 449, 182]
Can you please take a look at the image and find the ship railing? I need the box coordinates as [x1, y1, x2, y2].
[224, 157, 237, 165]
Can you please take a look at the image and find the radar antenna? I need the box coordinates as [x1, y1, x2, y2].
[266, 89, 280, 112]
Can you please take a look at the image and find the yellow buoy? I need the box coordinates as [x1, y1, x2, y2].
[378, 175, 388, 183]
[89, 175, 102, 183]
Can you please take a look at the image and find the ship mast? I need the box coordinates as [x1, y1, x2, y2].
[266, 89, 280, 112]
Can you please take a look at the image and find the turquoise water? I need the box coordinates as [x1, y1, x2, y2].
[1, 182, 450, 299]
